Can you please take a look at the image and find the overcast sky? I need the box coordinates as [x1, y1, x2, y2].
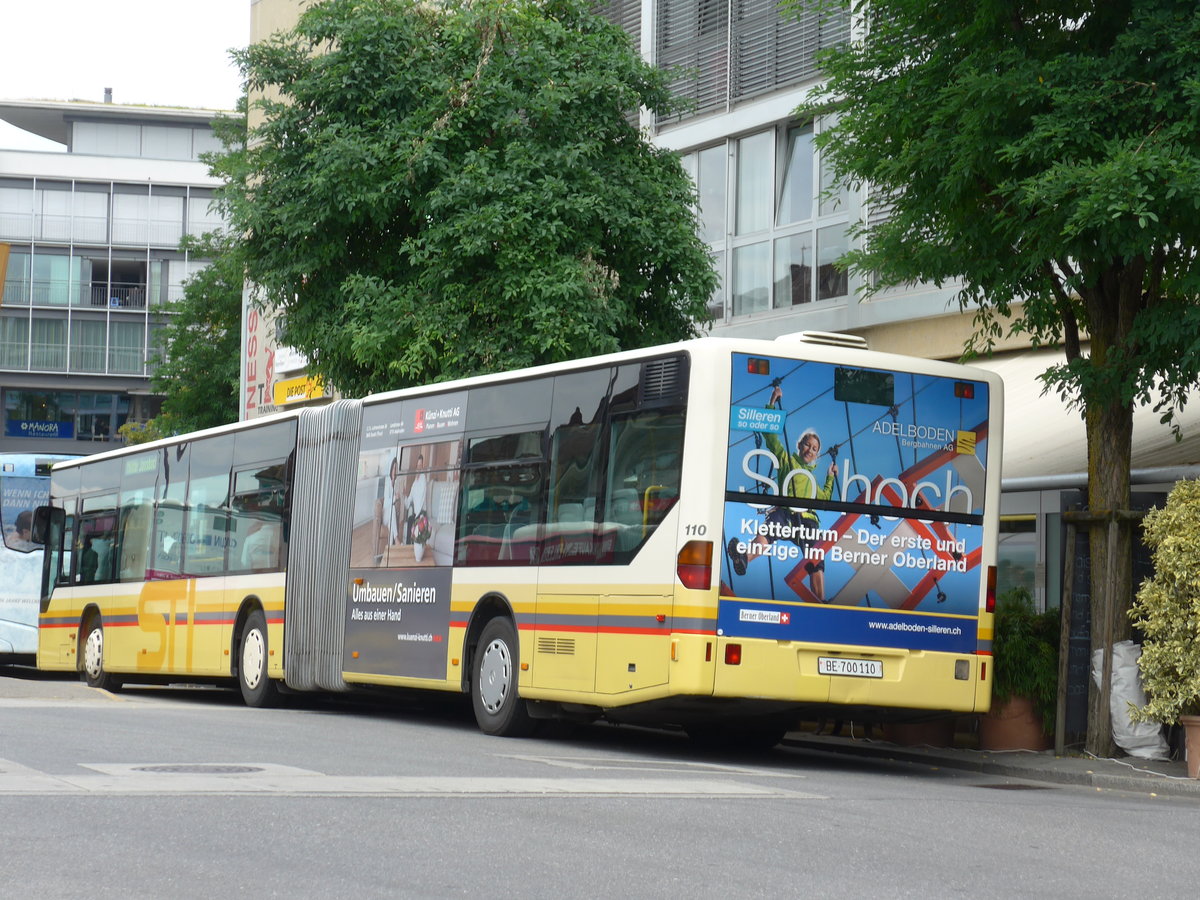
[1, 0, 249, 151]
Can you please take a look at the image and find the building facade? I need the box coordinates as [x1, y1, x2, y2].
[0, 99, 228, 454]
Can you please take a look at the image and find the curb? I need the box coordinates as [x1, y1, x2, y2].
[782, 734, 1200, 799]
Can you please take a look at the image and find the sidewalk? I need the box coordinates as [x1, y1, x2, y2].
[783, 729, 1200, 799]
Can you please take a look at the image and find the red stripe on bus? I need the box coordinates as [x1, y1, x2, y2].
[518, 623, 716, 636]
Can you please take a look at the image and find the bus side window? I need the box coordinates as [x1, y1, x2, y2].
[604, 411, 684, 551]
[118, 497, 153, 582]
[59, 511, 76, 586]
[227, 464, 287, 573]
[151, 501, 185, 579]
[456, 429, 545, 566]
[182, 436, 234, 577]
[78, 493, 119, 585]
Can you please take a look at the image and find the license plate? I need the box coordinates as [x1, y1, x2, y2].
[818, 656, 883, 678]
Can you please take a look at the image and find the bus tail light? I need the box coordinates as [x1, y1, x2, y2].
[984, 565, 997, 613]
[677, 540, 713, 590]
[725, 643, 742, 666]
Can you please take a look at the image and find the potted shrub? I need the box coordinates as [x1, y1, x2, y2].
[1128, 479, 1200, 777]
[981, 587, 1059, 750]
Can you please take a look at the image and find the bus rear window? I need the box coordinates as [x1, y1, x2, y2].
[834, 367, 894, 407]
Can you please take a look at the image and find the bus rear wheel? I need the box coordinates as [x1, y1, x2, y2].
[238, 610, 279, 708]
[81, 619, 121, 692]
[471, 617, 537, 737]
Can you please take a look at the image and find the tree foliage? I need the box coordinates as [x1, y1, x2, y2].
[214, 0, 716, 397]
[801, 0, 1200, 753]
[802, 0, 1200, 407]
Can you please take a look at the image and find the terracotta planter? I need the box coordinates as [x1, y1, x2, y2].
[980, 695, 1051, 751]
[1181, 715, 1200, 779]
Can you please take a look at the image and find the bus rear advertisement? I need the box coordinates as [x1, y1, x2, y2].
[720, 351, 989, 654]
[34, 337, 1002, 744]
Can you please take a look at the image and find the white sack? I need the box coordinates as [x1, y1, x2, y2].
[1091, 640, 1170, 760]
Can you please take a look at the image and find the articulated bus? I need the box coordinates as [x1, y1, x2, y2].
[1, 453, 77, 663]
[35, 336, 1002, 744]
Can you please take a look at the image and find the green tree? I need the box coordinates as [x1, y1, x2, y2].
[800, 0, 1200, 754]
[213, 0, 716, 398]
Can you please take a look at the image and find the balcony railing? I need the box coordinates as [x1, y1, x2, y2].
[0, 213, 109, 244]
[2, 280, 157, 308]
[90, 284, 147, 309]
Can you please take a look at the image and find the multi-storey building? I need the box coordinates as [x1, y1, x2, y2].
[0, 98, 228, 454]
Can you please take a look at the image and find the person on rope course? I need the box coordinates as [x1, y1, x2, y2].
[728, 383, 837, 601]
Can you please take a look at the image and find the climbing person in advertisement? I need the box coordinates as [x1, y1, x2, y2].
[727, 383, 837, 601]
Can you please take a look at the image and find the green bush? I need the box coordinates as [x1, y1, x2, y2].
[992, 586, 1059, 733]
[1129, 479, 1200, 725]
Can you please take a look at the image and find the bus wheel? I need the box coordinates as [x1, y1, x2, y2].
[81, 619, 121, 692]
[238, 610, 279, 708]
[471, 618, 537, 737]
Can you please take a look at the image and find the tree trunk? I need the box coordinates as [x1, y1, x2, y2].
[1084, 396, 1134, 758]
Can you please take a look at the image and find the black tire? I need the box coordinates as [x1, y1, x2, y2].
[80, 618, 121, 692]
[238, 610, 279, 708]
[471, 617, 537, 736]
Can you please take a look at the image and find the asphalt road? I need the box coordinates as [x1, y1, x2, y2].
[2, 666, 1196, 899]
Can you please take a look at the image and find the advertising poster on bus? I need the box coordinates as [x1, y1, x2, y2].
[719, 352, 990, 654]
[344, 394, 466, 679]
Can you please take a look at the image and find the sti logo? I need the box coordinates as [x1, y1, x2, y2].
[414, 409, 426, 433]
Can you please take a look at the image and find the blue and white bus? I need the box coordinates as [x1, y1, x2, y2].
[1, 453, 77, 662]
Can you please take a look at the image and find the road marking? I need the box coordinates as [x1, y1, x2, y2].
[502, 754, 809, 779]
[0, 760, 823, 798]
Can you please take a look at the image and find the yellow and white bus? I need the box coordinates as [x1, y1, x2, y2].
[35, 335, 1002, 744]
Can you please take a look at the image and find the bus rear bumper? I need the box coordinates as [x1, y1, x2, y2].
[710, 638, 988, 714]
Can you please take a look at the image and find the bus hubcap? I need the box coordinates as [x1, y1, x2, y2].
[479, 639, 511, 714]
[84, 627, 103, 679]
[242, 629, 265, 690]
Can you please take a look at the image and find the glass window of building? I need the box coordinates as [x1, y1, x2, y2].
[0, 183, 34, 240]
[73, 188, 110, 244]
[186, 192, 226, 238]
[109, 320, 145, 375]
[3, 390, 129, 443]
[73, 121, 140, 157]
[141, 126, 193, 161]
[149, 193, 184, 246]
[70, 319, 107, 372]
[36, 186, 73, 242]
[735, 132, 773, 235]
[193, 127, 223, 158]
[683, 120, 852, 322]
[29, 317, 66, 370]
[112, 189, 149, 244]
[30, 254, 80, 307]
[0, 314, 29, 368]
[3, 250, 30, 306]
